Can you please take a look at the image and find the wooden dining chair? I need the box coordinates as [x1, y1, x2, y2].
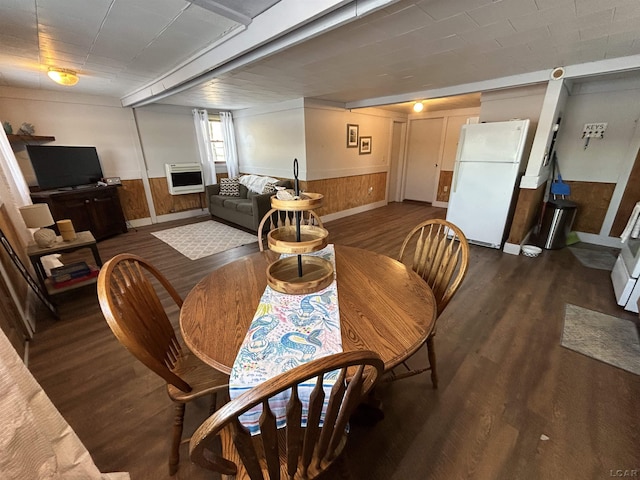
[390, 219, 469, 388]
[189, 350, 384, 479]
[257, 208, 323, 251]
[97, 253, 229, 476]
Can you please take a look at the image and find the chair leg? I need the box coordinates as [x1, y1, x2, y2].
[170, 403, 186, 476]
[426, 336, 438, 389]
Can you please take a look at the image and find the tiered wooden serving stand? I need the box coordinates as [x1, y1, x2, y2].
[265, 192, 333, 295]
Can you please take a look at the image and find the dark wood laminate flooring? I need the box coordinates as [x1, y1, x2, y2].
[26, 202, 640, 479]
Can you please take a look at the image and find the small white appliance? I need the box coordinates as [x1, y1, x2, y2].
[611, 238, 640, 313]
[446, 119, 530, 249]
[165, 163, 204, 195]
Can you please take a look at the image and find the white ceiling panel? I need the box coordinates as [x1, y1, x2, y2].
[466, 0, 539, 27]
[509, 3, 577, 33]
[575, 0, 629, 17]
[96, 9, 175, 44]
[415, 0, 488, 21]
[1, 0, 640, 111]
[457, 19, 515, 44]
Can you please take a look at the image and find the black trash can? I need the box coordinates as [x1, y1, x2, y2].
[539, 199, 577, 249]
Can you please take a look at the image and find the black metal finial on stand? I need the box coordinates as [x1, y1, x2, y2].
[293, 158, 303, 277]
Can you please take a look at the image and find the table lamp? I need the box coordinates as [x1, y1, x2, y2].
[19, 204, 57, 248]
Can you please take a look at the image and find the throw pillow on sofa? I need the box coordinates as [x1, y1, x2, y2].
[219, 177, 240, 196]
[262, 182, 278, 194]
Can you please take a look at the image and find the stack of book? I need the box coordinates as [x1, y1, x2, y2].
[50, 261, 99, 288]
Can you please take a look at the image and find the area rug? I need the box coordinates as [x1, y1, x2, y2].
[152, 220, 256, 260]
[562, 304, 640, 375]
[568, 244, 618, 270]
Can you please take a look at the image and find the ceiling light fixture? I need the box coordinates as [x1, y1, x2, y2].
[413, 101, 424, 113]
[47, 67, 79, 86]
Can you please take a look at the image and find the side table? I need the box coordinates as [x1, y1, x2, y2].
[27, 231, 103, 298]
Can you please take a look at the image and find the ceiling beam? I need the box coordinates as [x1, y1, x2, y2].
[120, 0, 399, 108]
[186, 0, 253, 25]
[346, 54, 640, 111]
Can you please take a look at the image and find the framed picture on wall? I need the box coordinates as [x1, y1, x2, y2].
[359, 136, 372, 155]
[347, 124, 359, 148]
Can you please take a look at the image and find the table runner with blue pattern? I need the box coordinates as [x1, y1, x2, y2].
[229, 244, 342, 435]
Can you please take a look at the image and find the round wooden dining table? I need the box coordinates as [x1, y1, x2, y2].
[180, 245, 437, 374]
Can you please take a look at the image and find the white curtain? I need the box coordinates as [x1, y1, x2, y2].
[192, 108, 217, 186]
[0, 128, 33, 247]
[219, 111, 239, 178]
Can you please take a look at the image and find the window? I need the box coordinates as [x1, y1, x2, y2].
[208, 116, 226, 164]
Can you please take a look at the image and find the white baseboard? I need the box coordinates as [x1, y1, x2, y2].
[320, 201, 387, 223]
[432, 201, 448, 208]
[134, 201, 394, 229]
[127, 217, 152, 228]
[574, 232, 623, 248]
[156, 209, 210, 224]
[502, 242, 521, 255]
[128, 208, 209, 228]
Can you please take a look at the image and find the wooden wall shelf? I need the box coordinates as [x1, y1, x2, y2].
[6, 134, 56, 143]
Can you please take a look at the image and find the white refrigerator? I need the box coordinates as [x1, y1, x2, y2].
[446, 119, 530, 249]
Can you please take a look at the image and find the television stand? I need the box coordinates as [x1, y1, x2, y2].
[31, 186, 127, 241]
[72, 184, 97, 190]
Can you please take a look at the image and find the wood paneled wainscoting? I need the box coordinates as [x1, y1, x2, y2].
[116, 178, 207, 221]
[149, 177, 206, 216]
[117, 179, 150, 221]
[506, 180, 616, 245]
[507, 183, 547, 245]
[436, 170, 453, 203]
[565, 181, 616, 234]
[118, 173, 387, 224]
[300, 172, 387, 216]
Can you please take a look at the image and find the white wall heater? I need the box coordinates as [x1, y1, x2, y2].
[165, 163, 204, 195]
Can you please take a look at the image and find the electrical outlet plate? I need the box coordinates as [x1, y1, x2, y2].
[583, 122, 607, 138]
[103, 176, 122, 186]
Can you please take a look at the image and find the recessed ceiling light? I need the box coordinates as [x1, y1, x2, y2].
[47, 67, 79, 86]
[413, 101, 424, 113]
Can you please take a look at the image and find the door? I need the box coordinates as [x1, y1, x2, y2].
[388, 121, 406, 202]
[404, 118, 443, 202]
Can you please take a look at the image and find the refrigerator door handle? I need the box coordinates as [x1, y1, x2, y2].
[452, 162, 461, 192]
[452, 128, 466, 193]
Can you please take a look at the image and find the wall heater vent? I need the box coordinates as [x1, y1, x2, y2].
[165, 163, 204, 195]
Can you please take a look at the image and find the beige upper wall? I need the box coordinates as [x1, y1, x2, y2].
[556, 77, 640, 183]
[234, 98, 306, 179]
[0, 87, 144, 185]
[304, 101, 397, 181]
[233, 98, 402, 182]
[133, 104, 199, 178]
[0, 87, 201, 186]
[479, 84, 547, 125]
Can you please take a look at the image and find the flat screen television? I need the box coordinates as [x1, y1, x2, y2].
[26, 145, 104, 191]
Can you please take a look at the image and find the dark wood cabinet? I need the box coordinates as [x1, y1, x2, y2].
[31, 186, 127, 241]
